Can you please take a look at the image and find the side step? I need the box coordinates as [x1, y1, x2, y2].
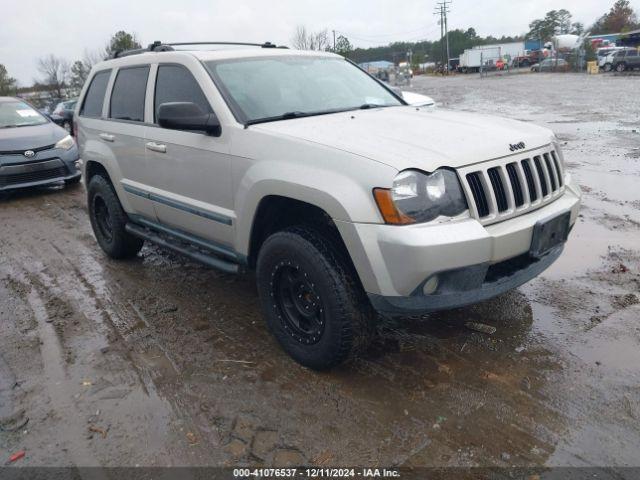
[125, 222, 240, 274]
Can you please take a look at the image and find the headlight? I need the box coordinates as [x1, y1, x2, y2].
[54, 135, 75, 150]
[374, 169, 468, 224]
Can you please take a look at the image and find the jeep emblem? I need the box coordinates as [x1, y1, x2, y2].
[509, 142, 526, 152]
[24, 150, 35, 158]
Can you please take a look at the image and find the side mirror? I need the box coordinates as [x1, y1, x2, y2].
[157, 102, 221, 136]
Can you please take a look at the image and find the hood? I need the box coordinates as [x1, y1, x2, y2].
[0, 122, 66, 153]
[254, 106, 554, 171]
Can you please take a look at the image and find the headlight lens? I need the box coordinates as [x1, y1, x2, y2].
[55, 135, 75, 150]
[375, 169, 468, 224]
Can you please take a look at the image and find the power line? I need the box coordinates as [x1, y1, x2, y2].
[334, 25, 440, 42]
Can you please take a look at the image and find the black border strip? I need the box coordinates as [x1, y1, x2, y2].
[122, 184, 233, 226]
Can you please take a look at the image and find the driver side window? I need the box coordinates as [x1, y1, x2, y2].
[154, 65, 213, 124]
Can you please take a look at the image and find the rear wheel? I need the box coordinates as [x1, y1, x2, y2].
[87, 175, 143, 259]
[256, 226, 373, 370]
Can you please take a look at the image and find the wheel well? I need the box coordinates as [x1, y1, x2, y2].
[85, 161, 110, 184]
[248, 196, 350, 270]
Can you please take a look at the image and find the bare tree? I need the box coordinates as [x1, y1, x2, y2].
[83, 48, 106, 68]
[291, 25, 330, 51]
[37, 54, 70, 99]
[0, 64, 17, 96]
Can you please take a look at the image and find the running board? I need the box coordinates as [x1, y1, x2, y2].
[125, 223, 240, 274]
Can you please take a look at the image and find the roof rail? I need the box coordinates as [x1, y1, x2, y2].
[112, 40, 287, 58]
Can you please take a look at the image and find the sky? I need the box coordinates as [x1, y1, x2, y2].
[2, 0, 637, 86]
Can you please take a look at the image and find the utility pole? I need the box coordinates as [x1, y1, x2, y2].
[434, 4, 444, 70]
[332, 30, 336, 51]
[434, 1, 452, 73]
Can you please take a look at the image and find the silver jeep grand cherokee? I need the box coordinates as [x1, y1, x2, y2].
[76, 41, 581, 369]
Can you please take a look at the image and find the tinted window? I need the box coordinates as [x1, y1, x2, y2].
[81, 70, 111, 117]
[627, 51, 638, 57]
[154, 65, 212, 122]
[110, 66, 149, 122]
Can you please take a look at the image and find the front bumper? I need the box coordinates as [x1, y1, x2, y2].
[336, 177, 581, 315]
[0, 146, 80, 191]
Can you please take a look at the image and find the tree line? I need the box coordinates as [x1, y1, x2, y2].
[294, 0, 639, 66]
[0, 31, 141, 99]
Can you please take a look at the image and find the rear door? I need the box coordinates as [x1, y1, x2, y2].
[144, 63, 234, 246]
[103, 65, 157, 220]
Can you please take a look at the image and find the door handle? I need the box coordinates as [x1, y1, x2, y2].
[99, 133, 115, 142]
[146, 142, 167, 154]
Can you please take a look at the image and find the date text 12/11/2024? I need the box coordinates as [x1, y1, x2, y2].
[233, 468, 401, 478]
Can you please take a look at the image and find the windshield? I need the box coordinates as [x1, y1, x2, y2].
[0, 101, 48, 128]
[205, 56, 403, 124]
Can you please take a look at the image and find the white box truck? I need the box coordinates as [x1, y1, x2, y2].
[460, 42, 528, 72]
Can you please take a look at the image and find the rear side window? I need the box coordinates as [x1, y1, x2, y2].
[154, 65, 212, 122]
[110, 66, 150, 122]
[80, 70, 111, 117]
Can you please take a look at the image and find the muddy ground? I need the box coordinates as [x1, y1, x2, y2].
[1, 72, 639, 471]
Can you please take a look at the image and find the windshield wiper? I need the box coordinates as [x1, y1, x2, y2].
[358, 103, 385, 110]
[245, 109, 345, 126]
[281, 111, 308, 119]
[245, 105, 392, 127]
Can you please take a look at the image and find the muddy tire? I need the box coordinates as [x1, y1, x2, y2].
[87, 175, 143, 259]
[256, 226, 373, 370]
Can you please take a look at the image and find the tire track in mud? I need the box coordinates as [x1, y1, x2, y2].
[2, 265, 103, 469]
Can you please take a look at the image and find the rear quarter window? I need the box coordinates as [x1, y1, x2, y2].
[80, 70, 111, 118]
[110, 66, 150, 122]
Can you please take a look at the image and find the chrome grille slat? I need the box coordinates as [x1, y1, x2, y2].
[513, 161, 530, 207]
[551, 151, 564, 187]
[533, 156, 550, 197]
[543, 153, 558, 191]
[521, 159, 538, 203]
[505, 163, 523, 208]
[458, 146, 566, 226]
[466, 172, 489, 218]
[480, 170, 498, 216]
[488, 167, 508, 212]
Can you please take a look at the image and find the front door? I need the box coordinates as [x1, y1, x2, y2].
[145, 64, 234, 247]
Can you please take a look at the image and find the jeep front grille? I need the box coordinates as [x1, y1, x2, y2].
[459, 147, 565, 226]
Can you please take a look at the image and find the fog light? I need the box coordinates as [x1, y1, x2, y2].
[423, 275, 439, 295]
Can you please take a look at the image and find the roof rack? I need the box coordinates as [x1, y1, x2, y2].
[112, 41, 287, 58]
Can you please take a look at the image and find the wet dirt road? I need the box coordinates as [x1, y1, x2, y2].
[1, 73, 639, 470]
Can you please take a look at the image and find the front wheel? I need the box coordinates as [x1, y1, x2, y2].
[87, 175, 143, 259]
[256, 226, 373, 370]
[603, 63, 612, 72]
[616, 63, 626, 72]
